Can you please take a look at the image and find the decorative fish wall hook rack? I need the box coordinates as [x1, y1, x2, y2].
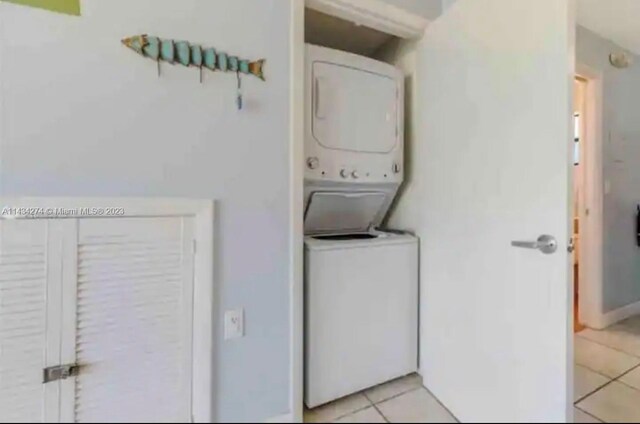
[121, 34, 265, 110]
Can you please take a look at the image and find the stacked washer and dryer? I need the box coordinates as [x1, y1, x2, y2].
[304, 44, 419, 408]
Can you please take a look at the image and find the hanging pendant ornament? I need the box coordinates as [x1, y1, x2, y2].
[190, 44, 204, 84]
[236, 71, 243, 111]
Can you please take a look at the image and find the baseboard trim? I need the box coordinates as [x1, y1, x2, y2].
[592, 300, 640, 329]
[265, 412, 294, 423]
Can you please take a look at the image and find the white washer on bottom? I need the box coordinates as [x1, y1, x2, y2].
[304, 231, 418, 408]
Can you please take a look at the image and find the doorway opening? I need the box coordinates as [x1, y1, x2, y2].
[294, 3, 444, 423]
[573, 76, 587, 332]
[573, 65, 605, 331]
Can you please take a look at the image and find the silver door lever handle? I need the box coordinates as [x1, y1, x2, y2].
[511, 234, 558, 254]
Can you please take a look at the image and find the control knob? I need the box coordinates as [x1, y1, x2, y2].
[307, 157, 319, 170]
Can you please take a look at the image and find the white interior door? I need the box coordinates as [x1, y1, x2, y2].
[415, 0, 574, 421]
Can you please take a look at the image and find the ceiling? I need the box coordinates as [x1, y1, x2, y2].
[306, 1, 640, 58]
[578, 0, 640, 55]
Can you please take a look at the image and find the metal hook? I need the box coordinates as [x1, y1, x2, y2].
[236, 72, 243, 111]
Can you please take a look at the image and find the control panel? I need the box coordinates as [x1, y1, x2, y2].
[305, 155, 403, 184]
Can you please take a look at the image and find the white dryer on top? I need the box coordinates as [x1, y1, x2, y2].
[304, 44, 405, 236]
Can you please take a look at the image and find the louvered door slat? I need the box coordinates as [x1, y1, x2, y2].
[0, 220, 59, 423]
[70, 217, 194, 423]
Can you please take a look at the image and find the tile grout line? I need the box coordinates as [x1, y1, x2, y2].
[574, 356, 640, 421]
[366, 376, 430, 422]
[421, 386, 460, 423]
[328, 400, 374, 423]
[305, 394, 373, 423]
[372, 386, 423, 406]
[574, 360, 616, 381]
[575, 364, 614, 381]
[574, 362, 640, 405]
[613, 378, 640, 393]
[575, 357, 640, 382]
[371, 403, 390, 423]
[309, 375, 447, 423]
[613, 362, 640, 381]
[576, 331, 640, 359]
[579, 323, 640, 421]
[574, 404, 604, 423]
[434, 396, 460, 422]
[608, 362, 640, 393]
[328, 379, 424, 422]
[574, 378, 616, 405]
[372, 384, 459, 423]
[574, 327, 640, 408]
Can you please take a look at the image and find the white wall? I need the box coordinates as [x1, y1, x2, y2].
[441, 0, 458, 12]
[375, 39, 421, 231]
[0, 0, 293, 421]
[381, 0, 442, 20]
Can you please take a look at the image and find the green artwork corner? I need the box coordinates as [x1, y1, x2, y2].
[3, 0, 81, 16]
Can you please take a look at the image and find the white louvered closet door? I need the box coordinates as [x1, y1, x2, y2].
[0, 219, 64, 423]
[61, 217, 195, 423]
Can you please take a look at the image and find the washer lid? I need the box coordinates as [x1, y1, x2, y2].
[304, 191, 387, 234]
[304, 231, 417, 250]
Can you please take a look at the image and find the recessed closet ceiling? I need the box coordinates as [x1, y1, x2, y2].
[305, 8, 395, 57]
[578, 0, 640, 55]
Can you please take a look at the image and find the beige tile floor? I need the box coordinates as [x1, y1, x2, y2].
[575, 316, 640, 423]
[304, 374, 457, 423]
[305, 316, 640, 423]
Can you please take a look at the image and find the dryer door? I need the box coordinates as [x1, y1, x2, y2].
[311, 62, 399, 154]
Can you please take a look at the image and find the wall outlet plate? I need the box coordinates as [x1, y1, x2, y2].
[224, 308, 244, 340]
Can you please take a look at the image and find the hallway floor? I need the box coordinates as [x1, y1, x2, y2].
[575, 315, 640, 422]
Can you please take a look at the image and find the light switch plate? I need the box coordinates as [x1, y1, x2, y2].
[224, 309, 244, 340]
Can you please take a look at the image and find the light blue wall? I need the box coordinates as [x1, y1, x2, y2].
[576, 26, 640, 312]
[381, 0, 442, 20]
[0, 0, 292, 421]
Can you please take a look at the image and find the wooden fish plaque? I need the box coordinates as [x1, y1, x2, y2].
[122, 34, 265, 81]
[122, 34, 265, 110]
